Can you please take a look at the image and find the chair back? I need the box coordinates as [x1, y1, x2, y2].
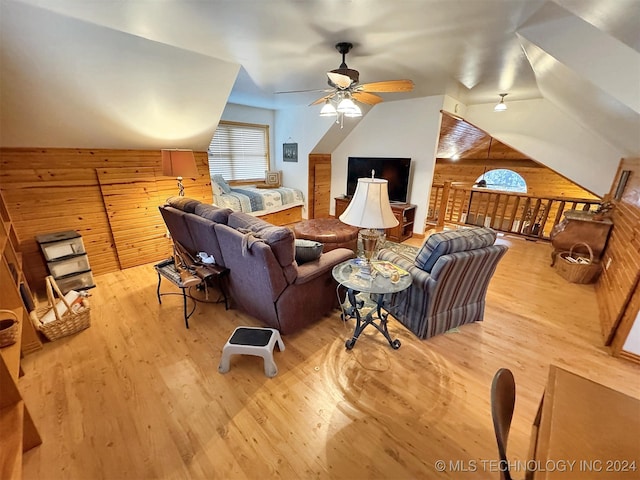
[491, 368, 516, 480]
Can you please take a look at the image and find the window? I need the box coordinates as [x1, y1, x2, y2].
[208, 121, 270, 181]
[476, 169, 527, 193]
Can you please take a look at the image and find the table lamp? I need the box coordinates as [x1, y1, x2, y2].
[339, 174, 399, 274]
[161, 149, 199, 196]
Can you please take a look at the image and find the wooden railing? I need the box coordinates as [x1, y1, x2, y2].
[427, 182, 602, 240]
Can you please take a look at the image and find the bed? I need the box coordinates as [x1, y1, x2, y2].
[211, 175, 305, 225]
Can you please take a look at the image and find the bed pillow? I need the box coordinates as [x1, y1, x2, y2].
[212, 174, 231, 194]
[295, 239, 323, 264]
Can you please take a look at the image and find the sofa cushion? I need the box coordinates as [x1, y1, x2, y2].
[294, 239, 323, 264]
[228, 212, 271, 232]
[194, 204, 232, 224]
[228, 212, 295, 267]
[166, 196, 201, 213]
[415, 227, 497, 272]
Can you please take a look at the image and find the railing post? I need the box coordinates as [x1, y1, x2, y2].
[437, 181, 451, 230]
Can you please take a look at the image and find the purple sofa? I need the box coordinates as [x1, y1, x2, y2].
[159, 197, 355, 334]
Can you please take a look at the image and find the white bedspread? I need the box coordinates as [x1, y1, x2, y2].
[214, 186, 304, 215]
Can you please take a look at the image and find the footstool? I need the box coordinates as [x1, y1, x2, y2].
[218, 327, 285, 377]
[293, 218, 359, 253]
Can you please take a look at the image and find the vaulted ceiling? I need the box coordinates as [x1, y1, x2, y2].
[0, 0, 638, 155]
[437, 113, 529, 161]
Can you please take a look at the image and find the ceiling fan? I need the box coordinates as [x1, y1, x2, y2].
[276, 42, 414, 113]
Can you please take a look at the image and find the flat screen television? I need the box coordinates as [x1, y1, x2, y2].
[346, 157, 411, 203]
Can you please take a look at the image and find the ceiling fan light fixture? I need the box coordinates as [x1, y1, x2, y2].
[320, 99, 337, 117]
[494, 93, 508, 112]
[337, 96, 358, 113]
[344, 103, 362, 117]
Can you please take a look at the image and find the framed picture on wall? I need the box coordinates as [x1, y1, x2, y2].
[283, 143, 298, 162]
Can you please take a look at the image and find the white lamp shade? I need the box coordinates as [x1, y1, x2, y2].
[344, 103, 362, 117]
[337, 97, 358, 114]
[161, 149, 199, 177]
[339, 178, 399, 229]
[320, 101, 337, 116]
[494, 102, 507, 112]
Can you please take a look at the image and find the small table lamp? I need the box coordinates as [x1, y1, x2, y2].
[161, 149, 199, 197]
[339, 175, 399, 273]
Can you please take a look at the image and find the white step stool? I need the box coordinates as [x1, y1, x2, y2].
[218, 327, 285, 377]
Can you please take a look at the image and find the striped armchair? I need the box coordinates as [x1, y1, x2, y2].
[378, 227, 508, 339]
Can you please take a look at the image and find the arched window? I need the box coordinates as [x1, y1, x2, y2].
[475, 169, 527, 193]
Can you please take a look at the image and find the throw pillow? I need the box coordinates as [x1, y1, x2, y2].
[265, 170, 282, 187]
[295, 239, 323, 264]
[211, 174, 231, 194]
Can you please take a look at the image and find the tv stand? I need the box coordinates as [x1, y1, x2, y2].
[334, 197, 416, 242]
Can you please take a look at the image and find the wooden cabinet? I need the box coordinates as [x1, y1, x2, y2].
[0, 189, 42, 478]
[550, 210, 613, 266]
[335, 197, 416, 242]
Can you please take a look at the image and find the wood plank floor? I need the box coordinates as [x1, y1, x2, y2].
[19, 234, 640, 479]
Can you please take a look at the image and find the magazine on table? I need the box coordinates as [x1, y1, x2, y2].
[372, 261, 409, 278]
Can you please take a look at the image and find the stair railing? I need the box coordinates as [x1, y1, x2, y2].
[427, 182, 601, 240]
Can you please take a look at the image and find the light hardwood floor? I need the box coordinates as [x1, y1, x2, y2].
[20, 234, 640, 479]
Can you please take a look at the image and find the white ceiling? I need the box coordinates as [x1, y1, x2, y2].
[1, 0, 639, 153]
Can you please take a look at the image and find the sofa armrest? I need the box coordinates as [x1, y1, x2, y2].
[295, 248, 355, 284]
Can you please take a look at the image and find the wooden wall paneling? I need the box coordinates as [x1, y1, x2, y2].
[96, 153, 213, 270]
[0, 162, 119, 293]
[433, 161, 599, 200]
[0, 148, 214, 290]
[309, 154, 332, 219]
[97, 168, 170, 269]
[596, 158, 640, 348]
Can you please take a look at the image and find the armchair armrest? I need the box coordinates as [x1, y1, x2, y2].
[378, 250, 432, 283]
[295, 248, 355, 284]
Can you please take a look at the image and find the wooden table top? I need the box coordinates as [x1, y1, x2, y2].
[533, 365, 640, 479]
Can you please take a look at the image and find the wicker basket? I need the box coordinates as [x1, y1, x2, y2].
[32, 276, 91, 341]
[555, 242, 602, 284]
[0, 310, 19, 347]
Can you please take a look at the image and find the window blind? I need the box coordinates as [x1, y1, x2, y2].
[208, 121, 270, 181]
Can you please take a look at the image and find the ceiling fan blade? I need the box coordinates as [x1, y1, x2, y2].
[327, 71, 353, 89]
[274, 88, 331, 94]
[309, 93, 335, 106]
[352, 91, 383, 105]
[358, 79, 414, 93]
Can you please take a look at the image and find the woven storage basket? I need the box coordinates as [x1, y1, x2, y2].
[555, 242, 602, 284]
[33, 276, 91, 341]
[0, 309, 19, 347]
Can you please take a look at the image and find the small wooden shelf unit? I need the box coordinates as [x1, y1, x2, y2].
[0, 189, 42, 478]
[334, 197, 416, 242]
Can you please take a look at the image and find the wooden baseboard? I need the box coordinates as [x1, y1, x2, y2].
[617, 350, 640, 365]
